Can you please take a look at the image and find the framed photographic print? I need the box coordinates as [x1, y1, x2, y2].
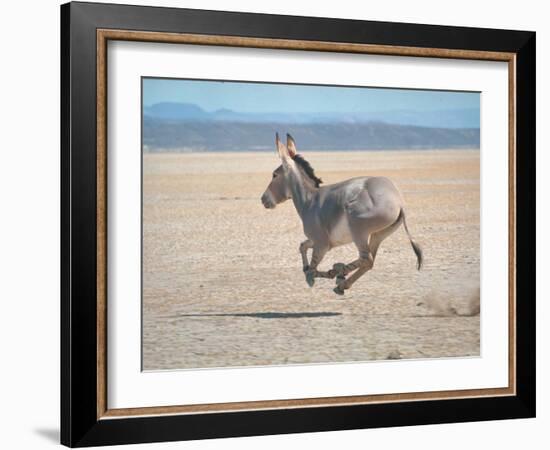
[60, 1, 536, 447]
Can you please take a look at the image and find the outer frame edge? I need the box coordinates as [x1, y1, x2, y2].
[61, 2, 536, 446]
[514, 31, 536, 418]
[60, 2, 72, 447]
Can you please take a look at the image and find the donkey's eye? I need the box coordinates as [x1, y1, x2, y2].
[272, 173, 277, 179]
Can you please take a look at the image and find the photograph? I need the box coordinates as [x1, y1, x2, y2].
[141, 78, 481, 371]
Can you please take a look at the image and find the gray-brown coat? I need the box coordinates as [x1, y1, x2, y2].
[261, 133, 422, 294]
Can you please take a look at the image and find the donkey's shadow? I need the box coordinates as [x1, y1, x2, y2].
[170, 312, 342, 320]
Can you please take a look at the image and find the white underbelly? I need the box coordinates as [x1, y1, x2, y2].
[329, 215, 353, 247]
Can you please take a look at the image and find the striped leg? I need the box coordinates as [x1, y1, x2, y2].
[333, 247, 374, 295]
[304, 245, 328, 287]
[299, 239, 313, 273]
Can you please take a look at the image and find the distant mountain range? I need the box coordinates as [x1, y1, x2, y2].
[143, 102, 480, 152]
[144, 102, 480, 128]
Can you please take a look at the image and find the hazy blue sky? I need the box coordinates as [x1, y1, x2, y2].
[142, 78, 479, 114]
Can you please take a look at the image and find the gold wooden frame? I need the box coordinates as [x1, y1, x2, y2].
[96, 29, 516, 420]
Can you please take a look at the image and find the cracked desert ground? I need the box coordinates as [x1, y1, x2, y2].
[142, 150, 480, 370]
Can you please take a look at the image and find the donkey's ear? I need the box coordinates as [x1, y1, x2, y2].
[275, 132, 292, 162]
[286, 133, 297, 158]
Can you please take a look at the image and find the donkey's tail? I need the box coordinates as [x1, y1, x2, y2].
[400, 208, 423, 270]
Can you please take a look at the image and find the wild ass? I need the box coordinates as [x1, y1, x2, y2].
[261, 133, 423, 295]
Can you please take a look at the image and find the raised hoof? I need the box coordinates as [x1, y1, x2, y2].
[332, 262, 346, 273]
[305, 271, 315, 287]
[333, 286, 345, 295]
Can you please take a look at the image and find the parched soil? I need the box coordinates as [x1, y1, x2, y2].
[142, 150, 480, 370]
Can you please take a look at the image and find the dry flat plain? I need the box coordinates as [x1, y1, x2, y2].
[142, 150, 480, 370]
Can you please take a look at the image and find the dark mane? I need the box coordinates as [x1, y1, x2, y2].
[293, 154, 323, 188]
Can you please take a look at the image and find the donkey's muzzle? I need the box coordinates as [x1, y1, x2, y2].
[261, 193, 275, 209]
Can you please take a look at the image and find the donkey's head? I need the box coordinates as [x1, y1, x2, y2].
[261, 133, 322, 209]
